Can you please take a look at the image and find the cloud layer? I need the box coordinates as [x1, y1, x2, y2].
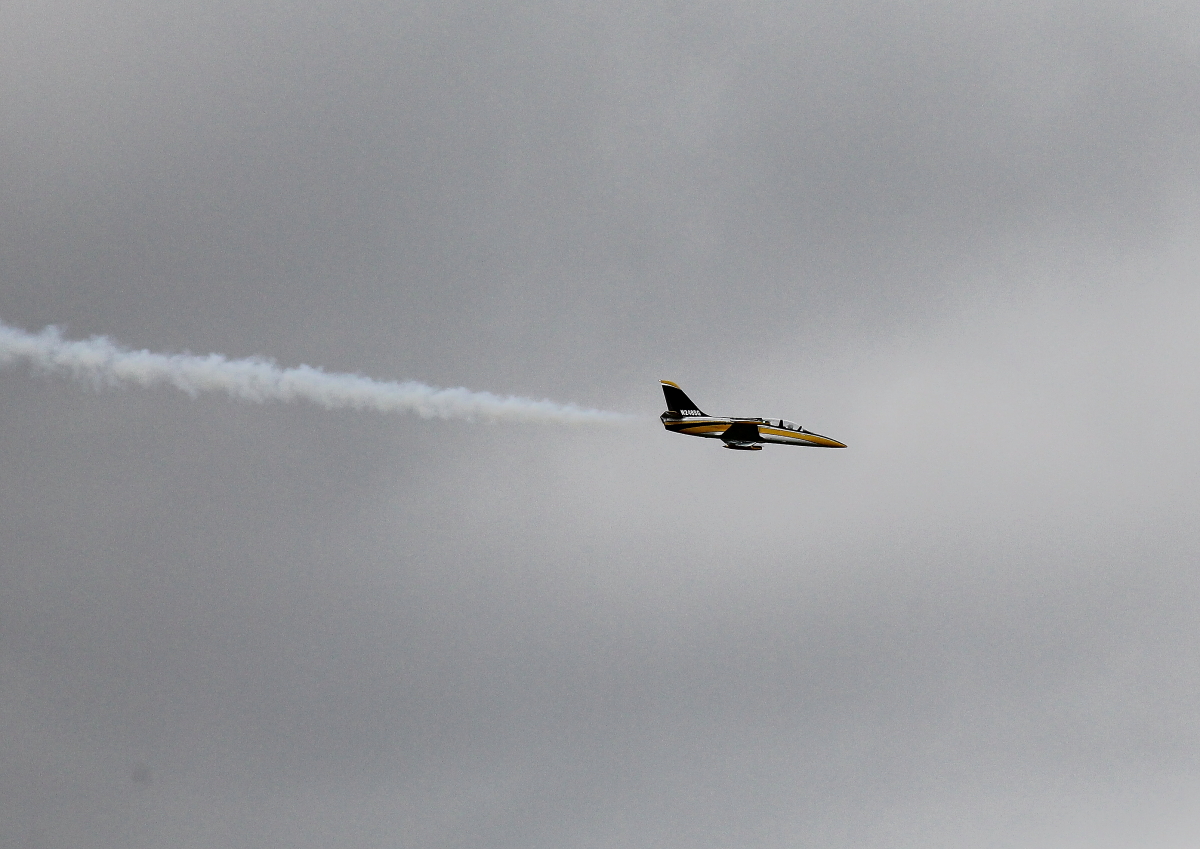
[3, 2, 1200, 847]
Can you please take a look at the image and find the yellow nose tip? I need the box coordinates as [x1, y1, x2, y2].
[808, 433, 847, 448]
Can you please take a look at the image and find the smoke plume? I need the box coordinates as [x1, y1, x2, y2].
[0, 322, 628, 424]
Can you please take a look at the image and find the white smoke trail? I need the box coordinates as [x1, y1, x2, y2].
[0, 322, 629, 424]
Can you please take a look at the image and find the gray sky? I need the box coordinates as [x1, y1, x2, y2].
[3, 2, 1200, 847]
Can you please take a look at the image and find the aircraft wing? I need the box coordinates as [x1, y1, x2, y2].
[720, 421, 760, 443]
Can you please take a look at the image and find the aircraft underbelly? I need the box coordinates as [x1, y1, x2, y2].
[760, 434, 806, 445]
[764, 435, 829, 447]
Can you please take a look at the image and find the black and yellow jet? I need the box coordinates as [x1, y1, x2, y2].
[660, 381, 847, 451]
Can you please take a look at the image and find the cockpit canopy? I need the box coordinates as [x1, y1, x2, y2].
[764, 418, 801, 431]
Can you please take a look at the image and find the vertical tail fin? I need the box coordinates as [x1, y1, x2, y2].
[661, 381, 706, 416]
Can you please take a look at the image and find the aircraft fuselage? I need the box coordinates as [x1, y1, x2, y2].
[660, 413, 846, 449]
[660, 381, 847, 450]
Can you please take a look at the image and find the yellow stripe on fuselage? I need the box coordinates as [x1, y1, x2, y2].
[663, 418, 726, 435]
[759, 428, 846, 447]
[679, 425, 729, 435]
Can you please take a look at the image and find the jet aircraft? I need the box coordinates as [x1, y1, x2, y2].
[660, 381, 847, 451]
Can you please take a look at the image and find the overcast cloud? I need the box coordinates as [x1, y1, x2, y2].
[3, 2, 1200, 847]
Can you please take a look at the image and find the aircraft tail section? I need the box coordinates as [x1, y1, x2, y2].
[661, 381, 705, 416]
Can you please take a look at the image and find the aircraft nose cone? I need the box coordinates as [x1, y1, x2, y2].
[807, 433, 847, 448]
